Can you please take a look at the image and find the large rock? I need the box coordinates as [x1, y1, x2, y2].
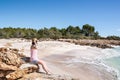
[6, 63, 38, 80]
[0, 47, 23, 67]
[0, 47, 24, 79]
[0, 47, 39, 80]
[0, 61, 17, 78]
[0, 61, 17, 70]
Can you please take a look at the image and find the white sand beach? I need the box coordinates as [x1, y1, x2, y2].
[0, 39, 118, 80]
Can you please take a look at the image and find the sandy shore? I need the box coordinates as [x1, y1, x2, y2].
[0, 39, 118, 80]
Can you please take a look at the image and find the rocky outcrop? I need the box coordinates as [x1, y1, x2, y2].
[0, 52, 22, 67]
[0, 47, 38, 80]
[58, 39, 120, 48]
[6, 64, 38, 80]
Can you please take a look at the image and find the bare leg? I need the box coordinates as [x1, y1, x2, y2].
[36, 64, 40, 72]
[38, 60, 51, 74]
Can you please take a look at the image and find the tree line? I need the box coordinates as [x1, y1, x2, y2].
[0, 24, 120, 40]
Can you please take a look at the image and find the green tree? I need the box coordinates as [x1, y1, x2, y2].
[93, 31, 100, 39]
[106, 35, 120, 40]
[49, 27, 62, 39]
[65, 25, 81, 38]
[82, 24, 95, 36]
[59, 28, 66, 38]
[13, 28, 25, 38]
[24, 28, 37, 39]
[38, 27, 50, 38]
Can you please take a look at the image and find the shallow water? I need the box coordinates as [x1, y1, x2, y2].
[104, 46, 120, 80]
[105, 56, 120, 70]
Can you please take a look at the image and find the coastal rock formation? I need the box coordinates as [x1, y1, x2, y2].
[58, 39, 120, 48]
[0, 47, 21, 79]
[0, 47, 38, 80]
[0, 51, 22, 67]
[6, 65, 38, 80]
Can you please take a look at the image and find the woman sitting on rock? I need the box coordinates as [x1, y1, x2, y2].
[30, 38, 51, 74]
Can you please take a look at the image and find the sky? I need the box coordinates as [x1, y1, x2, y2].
[0, 0, 120, 37]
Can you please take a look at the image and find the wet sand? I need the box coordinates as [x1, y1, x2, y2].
[44, 53, 117, 80]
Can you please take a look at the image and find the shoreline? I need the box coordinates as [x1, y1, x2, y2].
[58, 39, 120, 49]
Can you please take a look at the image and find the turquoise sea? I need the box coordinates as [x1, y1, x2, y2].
[103, 46, 120, 80]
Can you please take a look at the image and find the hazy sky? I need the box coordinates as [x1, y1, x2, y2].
[0, 0, 120, 37]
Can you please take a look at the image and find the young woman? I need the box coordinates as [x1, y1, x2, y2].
[30, 38, 51, 74]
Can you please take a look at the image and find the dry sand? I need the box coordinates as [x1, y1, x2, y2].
[0, 39, 118, 80]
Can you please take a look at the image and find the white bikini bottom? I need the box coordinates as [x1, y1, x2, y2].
[31, 59, 39, 64]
